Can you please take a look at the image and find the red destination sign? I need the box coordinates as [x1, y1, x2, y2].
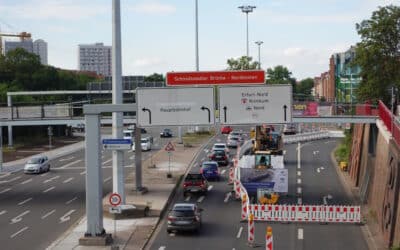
[166, 70, 265, 86]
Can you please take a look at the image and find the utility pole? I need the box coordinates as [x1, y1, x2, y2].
[255, 41, 263, 69]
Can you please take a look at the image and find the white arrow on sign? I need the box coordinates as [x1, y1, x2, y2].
[59, 209, 76, 223]
[10, 210, 30, 224]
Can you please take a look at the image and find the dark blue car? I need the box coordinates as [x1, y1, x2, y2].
[200, 161, 220, 181]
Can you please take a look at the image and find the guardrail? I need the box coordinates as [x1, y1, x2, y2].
[283, 131, 344, 144]
[378, 100, 400, 147]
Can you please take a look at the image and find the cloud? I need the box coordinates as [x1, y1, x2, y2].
[0, 0, 107, 21]
[283, 47, 307, 57]
[133, 57, 166, 67]
[130, 2, 176, 15]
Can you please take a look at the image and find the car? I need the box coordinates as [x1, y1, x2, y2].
[221, 126, 233, 134]
[183, 173, 208, 196]
[132, 137, 153, 151]
[24, 155, 50, 174]
[283, 123, 297, 135]
[200, 161, 220, 181]
[227, 135, 240, 148]
[211, 143, 229, 154]
[208, 150, 229, 166]
[72, 123, 85, 132]
[160, 128, 173, 138]
[228, 130, 243, 138]
[167, 203, 203, 233]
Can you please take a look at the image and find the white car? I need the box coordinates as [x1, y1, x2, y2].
[227, 135, 241, 148]
[24, 156, 50, 174]
[211, 143, 229, 154]
[132, 137, 152, 151]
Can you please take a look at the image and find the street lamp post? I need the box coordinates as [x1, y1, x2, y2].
[195, 0, 199, 71]
[238, 5, 256, 58]
[255, 41, 263, 69]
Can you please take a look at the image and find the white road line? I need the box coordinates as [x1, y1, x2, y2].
[317, 168, 321, 173]
[104, 177, 112, 183]
[298, 228, 304, 240]
[66, 197, 78, 205]
[236, 226, 243, 238]
[0, 188, 11, 194]
[201, 157, 205, 161]
[204, 149, 209, 153]
[297, 178, 301, 184]
[63, 177, 74, 184]
[159, 247, 166, 250]
[321, 166, 325, 170]
[297, 187, 302, 194]
[283, 150, 286, 155]
[297, 171, 301, 176]
[10, 226, 29, 239]
[18, 198, 32, 206]
[43, 176, 60, 183]
[197, 196, 205, 203]
[184, 196, 191, 202]
[59, 156, 74, 162]
[221, 169, 226, 175]
[43, 186, 55, 193]
[59, 209, 76, 223]
[207, 185, 213, 191]
[10, 210, 30, 224]
[0, 210, 6, 215]
[297, 198, 302, 204]
[80, 171, 86, 175]
[297, 142, 301, 169]
[60, 159, 82, 169]
[0, 173, 11, 179]
[41, 209, 56, 219]
[9, 176, 22, 182]
[102, 159, 112, 165]
[224, 192, 232, 203]
[41, 173, 49, 177]
[20, 178, 33, 185]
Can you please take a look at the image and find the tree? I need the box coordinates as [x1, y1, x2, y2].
[145, 73, 164, 82]
[266, 65, 296, 85]
[354, 5, 400, 103]
[226, 56, 259, 70]
[295, 78, 314, 97]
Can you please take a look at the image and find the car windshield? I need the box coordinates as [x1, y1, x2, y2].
[186, 174, 203, 181]
[230, 137, 239, 141]
[141, 139, 149, 143]
[214, 145, 225, 149]
[27, 158, 41, 164]
[213, 150, 225, 156]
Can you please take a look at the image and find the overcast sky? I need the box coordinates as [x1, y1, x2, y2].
[1, 0, 399, 80]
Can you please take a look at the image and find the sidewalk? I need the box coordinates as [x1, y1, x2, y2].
[47, 136, 212, 250]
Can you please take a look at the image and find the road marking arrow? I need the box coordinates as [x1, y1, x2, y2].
[10, 210, 30, 224]
[224, 192, 232, 203]
[59, 156, 74, 162]
[59, 209, 76, 223]
[43, 176, 60, 183]
[323, 194, 333, 205]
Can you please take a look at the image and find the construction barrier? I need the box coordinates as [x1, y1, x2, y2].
[249, 204, 361, 223]
[228, 167, 234, 185]
[266, 226, 273, 250]
[241, 194, 248, 221]
[234, 179, 241, 199]
[248, 213, 255, 246]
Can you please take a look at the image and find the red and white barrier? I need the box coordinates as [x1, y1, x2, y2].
[248, 213, 255, 246]
[266, 226, 273, 250]
[228, 167, 234, 185]
[248, 204, 361, 223]
[241, 194, 248, 221]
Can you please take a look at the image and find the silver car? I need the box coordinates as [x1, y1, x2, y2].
[24, 156, 50, 174]
[227, 135, 240, 148]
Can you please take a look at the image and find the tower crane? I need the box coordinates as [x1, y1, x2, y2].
[0, 31, 31, 54]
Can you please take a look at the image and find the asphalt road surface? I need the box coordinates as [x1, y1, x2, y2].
[0, 127, 175, 250]
[147, 133, 369, 250]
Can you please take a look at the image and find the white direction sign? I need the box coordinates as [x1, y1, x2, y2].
[219, 85, 292, 124]
[137, 87, 215, 126]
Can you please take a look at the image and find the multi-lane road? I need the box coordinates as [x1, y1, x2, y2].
[147, 131, 369, 250]
[0, 128, 171, 250]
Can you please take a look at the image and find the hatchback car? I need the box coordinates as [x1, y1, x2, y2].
[167, 203, 203, 233]
[24, 156, 50, 174]
[227, 135, 241, 148]
[200, 161, 220, 181]
[211, 143, 229, 154]
[221, 126, 233, 134]
[208, 150, 229, 166]
[183, 173, 209, 196]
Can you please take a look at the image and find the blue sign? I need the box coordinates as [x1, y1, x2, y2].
[102, 139, 132, 145]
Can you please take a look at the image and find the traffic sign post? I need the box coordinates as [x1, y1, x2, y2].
[102, 139, 132, 150]
[165, 142, 175, 178]
[109, 193, 122, 241]
[219, 85, 292, 124]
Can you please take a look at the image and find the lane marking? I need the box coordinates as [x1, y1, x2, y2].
[104, 177, 112, 183]
[20, 178, 33, 185]
[298, 228, 304, 240]
[80, 171, 86, 175]
[201, 157, 205, 161]
[60, 159, 82, 169]
[197, 196, 205, 203]
[18, 198, 32, 206]
[221, 169, 226, 175]
[297, 171, 301, 176]
[102, 159, 112, 165]
[10, 210, 30, 224]
[297, 198, 302, 204]
[297, 178, 301, 184]
[41, 209, 56, 219]
[317, 168, 321, 173]
[207, 185, 213, 191]
[0, 210, 7, 215]
[43, 176, 60, 183]
[9, 176, 22, 182]
[283, 150, 286, 155]
[159, 247, 166, 250]
[297, 187, 302, 194]
[204, 149, 209, 153]
[10, 226, 29, 239]
[0, 188, 11, 194]
[43, 186, 55, 193]
[59, 209, 76, 223]
[0, 173, 11, 179]
[224, 192, 232, 203]
[59, 156, 74, 162]
[41, 173, 49, 177]
[184, 196, 191, 202]
[321, 166, 325, 170]
[236, 226, 243, 238]
[63, 177, 74, 184]
[297, 142, 301, 169]
[66, 197, 78, 205]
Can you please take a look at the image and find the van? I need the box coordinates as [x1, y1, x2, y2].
[132, 136, 153, 151]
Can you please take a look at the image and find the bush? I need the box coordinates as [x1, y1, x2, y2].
[335, 127, 353, 163]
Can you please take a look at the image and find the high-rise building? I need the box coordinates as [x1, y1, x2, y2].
[4, 39, 48, 65]
[33, 39, 48, 65]
[78, 43, 112, 76]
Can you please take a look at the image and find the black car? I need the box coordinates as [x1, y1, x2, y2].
[160, 128, 173, 138]
[167, 203, 203, 233]
[208, 150, 229, 166]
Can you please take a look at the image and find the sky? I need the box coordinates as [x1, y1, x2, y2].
[0, 0, 399, 80]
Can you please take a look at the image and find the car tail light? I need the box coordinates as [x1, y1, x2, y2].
[183, 182, 189, 187]
[168, 216, 176, 221]
[200, 169, 203, 174]
[224, 155, 227, 160]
